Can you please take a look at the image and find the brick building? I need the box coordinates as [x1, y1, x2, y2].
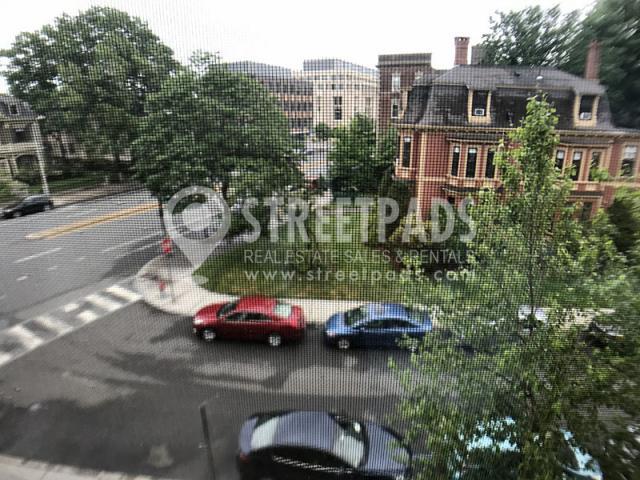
[395, 38, 640, 219]
[377, 53, 436, 131]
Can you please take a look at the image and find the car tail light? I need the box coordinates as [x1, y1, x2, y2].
[238, 451, 250, 463]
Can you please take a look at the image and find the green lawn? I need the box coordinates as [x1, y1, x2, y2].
[197, 212, 414, 301]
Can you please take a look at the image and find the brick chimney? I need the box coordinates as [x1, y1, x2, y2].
[454, 37, 470, 66]
[585, 40, 601, 80]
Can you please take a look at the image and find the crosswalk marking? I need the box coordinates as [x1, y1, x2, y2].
[0, 352, 12, 367]
[106, 284, 142, 303]
[0, 279, 141, 369]
[77, 310, 99, 324]
[63, 303, 80, 313]
[34, 315, 72, 335]
[85, 293, 123, 312]
[8, 324, 44, 350]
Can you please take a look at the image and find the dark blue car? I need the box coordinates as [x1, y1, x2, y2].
[236, 410, 411, 479]
[324, 303, 432, 350]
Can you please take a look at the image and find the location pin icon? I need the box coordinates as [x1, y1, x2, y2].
[163, 186, 231, 269]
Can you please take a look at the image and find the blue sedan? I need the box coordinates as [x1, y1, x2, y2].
[324, 303, 432, 350]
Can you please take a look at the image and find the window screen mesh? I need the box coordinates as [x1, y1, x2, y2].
[0, 3, 638, 480]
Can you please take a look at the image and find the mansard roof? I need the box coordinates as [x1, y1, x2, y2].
[403, 65, 634, 134]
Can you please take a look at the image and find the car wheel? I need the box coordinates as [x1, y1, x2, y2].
[337, 338, 351, 350]
[13, 211, 22, 218]
[267, 333, 282, 347]
[202, 329, 216, 342]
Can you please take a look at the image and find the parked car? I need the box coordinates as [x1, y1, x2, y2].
[448, 305, 548, 356]
[192, 296, 305, 347]
[2, 194, 53, 218]
[324, 303, 432, 351]
[455, 418, 602, 480]
[580, 320, 634, 357]
[236, 410, 412, 480]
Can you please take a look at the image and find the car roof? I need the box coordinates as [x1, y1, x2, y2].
[271, 411, 338, 452]
[236, 296, 277, 315]
[364, 303, 431, 324]
[366, 303, 409, 320]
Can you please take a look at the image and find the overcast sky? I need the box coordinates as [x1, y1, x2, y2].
[1, 0, 593, 92]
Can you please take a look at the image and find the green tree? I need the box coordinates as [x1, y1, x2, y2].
[329, 115, 392, 196]
[133, 54, 301, 227]
[479, 5, 580, 67]
[395, 97, 638, 479]
[314, 122, 332, 141]
[565, 0, 640, 129]
[606, 188, 640, 258]
[377, 126, 398, 167]
[1, 7, 178, 179]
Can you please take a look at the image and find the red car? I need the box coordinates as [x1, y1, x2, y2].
[192, 296, 305, 347]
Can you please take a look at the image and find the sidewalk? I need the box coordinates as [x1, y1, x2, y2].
[52, 181, 142, 207]
[0, 454, 177, 480]
[134, 250, 363, 324]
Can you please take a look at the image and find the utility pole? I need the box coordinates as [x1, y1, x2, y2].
[31, 115, 50, 195]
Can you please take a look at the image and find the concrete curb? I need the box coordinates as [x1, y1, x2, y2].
[133, 254, 365, 324]
[0, 454, 178, 480]
[51, 184, 143, 208]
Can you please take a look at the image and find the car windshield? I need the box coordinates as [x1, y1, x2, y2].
[250, 416, 280, 451]
[406, 306, 429, 323]
[274, 302, 292, 318]
[219, 301, 238, 317]
[344, 306, 368, 326]
[332, 420, 366, 468]
[6, 197, 26, 208]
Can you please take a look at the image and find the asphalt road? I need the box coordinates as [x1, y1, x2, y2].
[0, 190, 163, 327]
[0, 190, 430, 479]
[0, 301, 419, 480]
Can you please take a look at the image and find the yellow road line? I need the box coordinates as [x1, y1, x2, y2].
[25, 202, 157, 240]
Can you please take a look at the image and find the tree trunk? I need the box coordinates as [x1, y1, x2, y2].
[114, 151, 122, 183]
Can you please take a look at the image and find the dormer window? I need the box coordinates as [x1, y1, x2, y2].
[468, 90, 491, 124]
[575, 94, 598, 126]
[472, 90, 488, 116]
[579, 95, 596, 120]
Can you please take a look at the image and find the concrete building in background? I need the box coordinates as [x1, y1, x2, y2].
[395, 38, 640, 219]
[377, 53, 436, 131]
[302, 59, 378, 130]
[226, 61, 313, 141]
